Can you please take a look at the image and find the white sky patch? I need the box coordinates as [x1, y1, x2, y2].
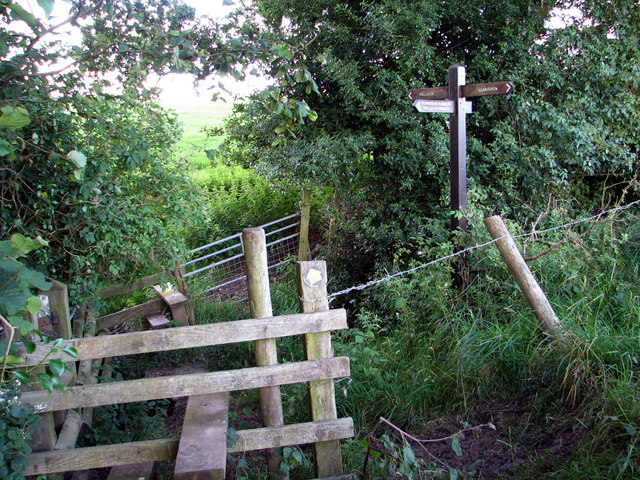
[155, 0, 271, 107]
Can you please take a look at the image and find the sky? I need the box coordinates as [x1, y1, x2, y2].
[154, 0, 270, 108]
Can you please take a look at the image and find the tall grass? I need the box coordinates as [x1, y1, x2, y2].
[333, 209, 640, 476]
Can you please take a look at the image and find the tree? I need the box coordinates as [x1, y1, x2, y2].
[224, 0, 640, 284]
[0, 0, 318, 318]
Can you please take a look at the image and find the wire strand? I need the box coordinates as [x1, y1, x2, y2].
[327, 198, 640, 301]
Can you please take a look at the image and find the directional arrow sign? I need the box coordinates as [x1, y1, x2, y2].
[409, 86, 448, 101]
[413, 99, 473, 114]
[410, 81, 514, 101]
[461, 81, 514, 98]
[413, 99, 455, 113]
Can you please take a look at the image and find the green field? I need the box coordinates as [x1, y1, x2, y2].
[169, 102, 235, 169]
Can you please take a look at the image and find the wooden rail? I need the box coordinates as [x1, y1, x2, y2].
[14, 310, 347, 366]
[23, 419, 354, 476]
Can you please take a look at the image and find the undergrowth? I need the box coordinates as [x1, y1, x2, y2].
[332, 208, 640, 478]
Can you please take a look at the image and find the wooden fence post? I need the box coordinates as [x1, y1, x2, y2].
[484, 215, 565, 336]
[243, 227, 286, 478]
[298, 188, 312, 262]
[297, 261, 344, 478]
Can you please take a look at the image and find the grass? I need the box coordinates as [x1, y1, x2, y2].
[168, 102, 234, 169]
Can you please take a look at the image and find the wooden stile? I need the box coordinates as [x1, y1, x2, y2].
[96, 298, 166, 331]
[21, 252, 352, 478]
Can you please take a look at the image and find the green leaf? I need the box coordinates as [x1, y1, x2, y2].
[451, 437, 463, 457]
[277, 47, 294, 61]
[7, 4, 38, 30]
[26, 296, 43, 314]
[10, 233, 37, 255]
[402, 443, 416, 464]
[9, 315, 35, 335]
[37, 0, 54, 18]
[60, 345, 78, 359]
[0, 138, 13, 156]
[49, 358, 66, 377]
[38, 373, 54, 393]
[0, 106, 31, 129]
[66, 150, 87, 169]
[24, 339, 36, 355]
[222, 0, 235, 5]
[0, 354, 25, 366]
[70, 168, 85, 182]
[12, 370, 32, 385]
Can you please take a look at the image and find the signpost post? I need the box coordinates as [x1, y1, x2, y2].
[410, 64, 514, 287]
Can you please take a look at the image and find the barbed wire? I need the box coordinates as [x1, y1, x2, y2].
[327, 198, 640, 302]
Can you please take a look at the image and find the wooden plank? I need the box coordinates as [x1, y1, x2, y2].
[25, 439, 179, 476]
[243, 227, 285, 477]
[107, 462, 155, 480]
[298, 261, 344, 478]
[174, 393, 229, 480]
[15, 310, 347, 366]
[21, 357, 350, 412]
[54, 410, 82, 450]
[96, 298, 166, 331]
[98, 274, 161, 300]
[146, 313, 170, 329]
[24, 418, 354, 476]
[153, 285, 188, 325]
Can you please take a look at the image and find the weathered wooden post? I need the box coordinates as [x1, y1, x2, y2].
[484, 215, 565, 336]
[243, 227, 286, 478]
[298, 188, 312, 262]
[297, 260, 344, 478]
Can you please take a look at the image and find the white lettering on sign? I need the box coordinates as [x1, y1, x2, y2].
[413, 99, 455, 113]
[479, 87, 498, 92]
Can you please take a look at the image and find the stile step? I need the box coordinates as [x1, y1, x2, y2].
[146, 313, 170, 329]
[107, 462, 155, 480]
[174, 392, 230, 480]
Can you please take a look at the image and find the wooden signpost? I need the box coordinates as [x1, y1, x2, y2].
[410, 64, 514, 285]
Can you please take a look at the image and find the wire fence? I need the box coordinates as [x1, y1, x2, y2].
[181, 213, 300, 300]
[327, 199, 640, 302]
